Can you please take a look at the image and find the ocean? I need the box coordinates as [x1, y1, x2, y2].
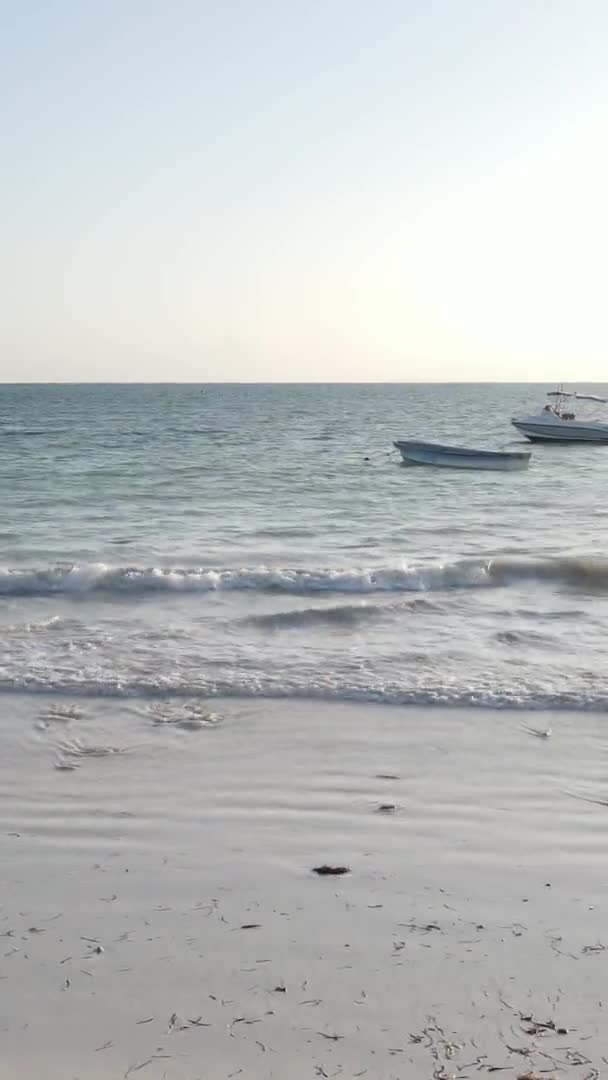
[1, 381, 607, 712]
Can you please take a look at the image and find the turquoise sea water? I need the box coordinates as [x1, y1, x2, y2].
[1, 382, 607, 709]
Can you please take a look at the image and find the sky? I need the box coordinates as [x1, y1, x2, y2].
[1, 0, 608, 382]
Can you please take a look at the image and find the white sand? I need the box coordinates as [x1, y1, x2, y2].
[1, 696, 607, 1078]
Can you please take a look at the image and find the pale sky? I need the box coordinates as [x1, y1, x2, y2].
[1, 0, 607, 382]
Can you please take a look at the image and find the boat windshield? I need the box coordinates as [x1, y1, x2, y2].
[544, 401, 575, 420]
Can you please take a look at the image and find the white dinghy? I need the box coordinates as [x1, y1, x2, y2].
[394, 440, 531, 471]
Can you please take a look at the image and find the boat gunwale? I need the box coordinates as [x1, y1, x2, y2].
[393, 440, 530, 461]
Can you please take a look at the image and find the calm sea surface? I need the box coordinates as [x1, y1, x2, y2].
[1, 382, 607, 710]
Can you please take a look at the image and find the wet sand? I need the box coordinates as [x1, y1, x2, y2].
[1, 696, 607, 1078]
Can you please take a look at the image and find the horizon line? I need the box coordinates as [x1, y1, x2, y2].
[0, 379, 602, 388]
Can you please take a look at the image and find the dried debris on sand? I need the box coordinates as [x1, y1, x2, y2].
[312, 865, 351, 876]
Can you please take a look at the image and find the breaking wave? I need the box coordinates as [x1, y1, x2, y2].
[1, 556, 608, 598]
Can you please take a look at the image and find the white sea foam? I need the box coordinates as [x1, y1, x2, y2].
[1, 668, 607, 712]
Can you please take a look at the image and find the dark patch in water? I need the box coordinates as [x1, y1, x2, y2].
[244, 603, 385, 630]
[244, 596, 438, 631]
[253, 527, 314, 539]
[495, 629, 555, 647]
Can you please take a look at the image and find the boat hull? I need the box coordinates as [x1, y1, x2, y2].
[512, 419, 608, 443]
[393, 441, 530, 471]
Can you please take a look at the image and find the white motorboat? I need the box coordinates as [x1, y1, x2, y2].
[512, 387, 608, 443]
[393, 440, 531, 471]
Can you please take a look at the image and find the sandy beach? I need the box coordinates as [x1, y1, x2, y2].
[1, 696, 607, 1078]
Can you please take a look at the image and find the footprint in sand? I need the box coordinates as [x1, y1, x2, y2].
[54, 738, 130, 770]
[147, 701, 223, 731]
[36, 703, 85, 731]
